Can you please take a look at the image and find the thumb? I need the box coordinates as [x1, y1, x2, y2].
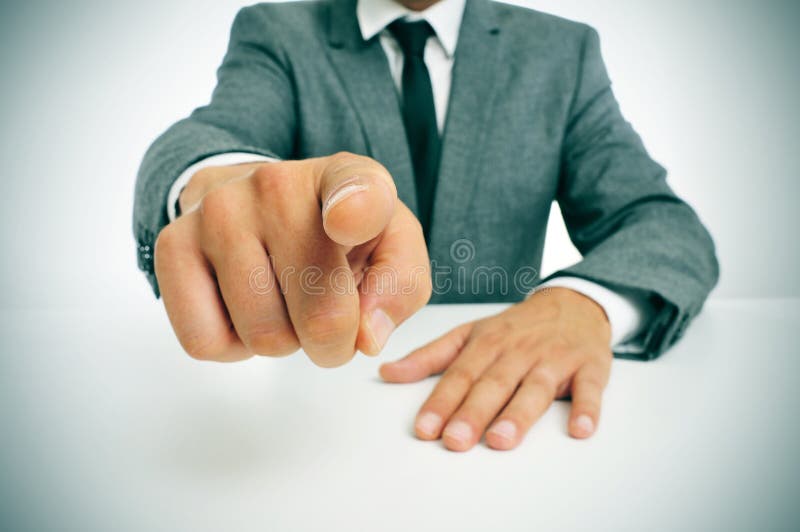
[316, 152, 397, 247]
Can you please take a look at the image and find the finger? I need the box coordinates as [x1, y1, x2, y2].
[568, 359, 611, 439]
[379, 322, 473, 383]
[441, 350, 537, 452]
[250, 166, 359, 368]
[486, 358, 574, 450]
[315, 152, 397, 247]
[413, 333, 502, 442]
[204, 231, 300, 357]
[357, 202, 432, 355]
[154, 215, 251, 363]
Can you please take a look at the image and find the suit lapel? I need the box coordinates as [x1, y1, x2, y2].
[430, 0, 504, 249]
[325, 0, 418, 214]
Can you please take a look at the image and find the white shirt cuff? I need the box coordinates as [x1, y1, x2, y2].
[534, 276, 653, 353]
[166, 152, 280, 222]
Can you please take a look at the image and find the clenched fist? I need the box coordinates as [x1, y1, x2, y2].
[154, 152, 432, 367]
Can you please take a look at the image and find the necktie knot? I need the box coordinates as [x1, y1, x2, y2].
[388, 19, 435, 58]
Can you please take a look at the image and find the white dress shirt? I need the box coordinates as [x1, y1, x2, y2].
[166, 0, 652, 350]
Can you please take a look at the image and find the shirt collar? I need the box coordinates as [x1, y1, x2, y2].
[356, 0, 466, 58]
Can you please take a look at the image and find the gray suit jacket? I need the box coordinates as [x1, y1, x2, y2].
[133, 0, 719, 360]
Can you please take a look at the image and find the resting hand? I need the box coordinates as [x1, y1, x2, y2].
[154, 152, 431, 367]
[380, 287, 612, 450]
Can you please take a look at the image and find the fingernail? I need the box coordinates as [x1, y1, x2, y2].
[489, 420, 517, 442]
[443, 420, 472, 444]
[574, 414, 594, 436]
[322, 177, 368, 218]
[416, 412, 442, 437]
[367, 309, 395, 353]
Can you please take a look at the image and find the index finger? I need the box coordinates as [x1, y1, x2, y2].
[357, 202, 432, 355]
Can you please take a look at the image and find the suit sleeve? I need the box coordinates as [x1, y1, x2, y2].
[543, 26, 720, 360]
[132, 6, 296, 296]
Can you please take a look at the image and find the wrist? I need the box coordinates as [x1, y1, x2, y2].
[533, 286, 610, 327]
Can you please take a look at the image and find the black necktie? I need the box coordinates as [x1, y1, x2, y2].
[388, 19, 441, 243]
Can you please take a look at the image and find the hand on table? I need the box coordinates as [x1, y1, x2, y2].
[380, 287, 613, 451]
[154, 152, 431, 367]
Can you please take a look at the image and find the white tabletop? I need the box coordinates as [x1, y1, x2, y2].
[1, 299, 799, 531]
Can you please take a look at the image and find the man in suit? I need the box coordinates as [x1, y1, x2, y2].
[133, 0, 718, 451]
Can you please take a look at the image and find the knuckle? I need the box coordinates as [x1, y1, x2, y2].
[246, 326, 299, 357]
[543, 339, 572, 360]
[328, 151, 362, 167]
[300, 309, 357, 347]
[479, 318, 513, 338]
[511, 334, 540, 353]
[189, 166, 216, 189]
[328, 152, 393, 184]
[526, 366, 559, 394]
[199, 185, 238, 223]
[472, 329, 506, 351]
[251, 164, 293, 199]
[574, 397, 601, 413]
[181, 333, 225, 361]
[577, 374, 606, 392]
[154, 224, 179, 260]
[443, 365, 475, 389]
[478, 371, 515, 392]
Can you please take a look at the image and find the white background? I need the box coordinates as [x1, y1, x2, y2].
[0, 0, 797, 309]
[1, 3, 798, 530]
